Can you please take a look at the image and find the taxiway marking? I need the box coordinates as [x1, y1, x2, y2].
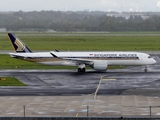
[94, 76, 102, 100]
[76, 113, 78, 117]
[94, 76, 117, 100]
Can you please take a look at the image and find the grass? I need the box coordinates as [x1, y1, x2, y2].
[1, 34, 160, 51]
[22, 36, 160, 51]
[0, 77, 26, 86]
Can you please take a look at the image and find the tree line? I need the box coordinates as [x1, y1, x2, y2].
[1, 11, 160, 31]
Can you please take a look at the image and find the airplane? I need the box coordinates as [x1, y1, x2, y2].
[8, 33, 156, 72]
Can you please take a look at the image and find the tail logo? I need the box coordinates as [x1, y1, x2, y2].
[14, 38, 25, 51]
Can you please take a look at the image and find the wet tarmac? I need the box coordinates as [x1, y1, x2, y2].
[1, 67, 160, 116]
[0, 64, 159, 96]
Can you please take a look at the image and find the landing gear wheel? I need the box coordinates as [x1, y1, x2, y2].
[78, 64, 86, 73]
[82, 68, 86, 72]
[77, 68, 86, 73]
[144, 66, 148, 72]
[78, 68, 81, 72]
[144, 68, 148, 72]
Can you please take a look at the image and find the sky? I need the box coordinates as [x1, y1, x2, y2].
[1, 0, 160, 12]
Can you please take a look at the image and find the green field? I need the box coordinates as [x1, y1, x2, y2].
[1, 32, 160, 51]
[0, 77, 26, 86]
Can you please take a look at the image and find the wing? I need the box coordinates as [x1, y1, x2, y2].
[50, 53, 93, 65]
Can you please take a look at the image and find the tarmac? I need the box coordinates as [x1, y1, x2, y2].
[0, 95, 160, 117]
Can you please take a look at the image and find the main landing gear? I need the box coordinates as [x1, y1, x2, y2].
[77, 64, 86, 73]
[78, 68, 86, 72]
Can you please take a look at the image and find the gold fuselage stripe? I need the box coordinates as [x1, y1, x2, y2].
[16, 57, 139, 62]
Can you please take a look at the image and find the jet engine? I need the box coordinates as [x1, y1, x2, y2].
[92, 61, 108, 71]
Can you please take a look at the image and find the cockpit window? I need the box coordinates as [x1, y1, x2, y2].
[148, 56, 152, 58]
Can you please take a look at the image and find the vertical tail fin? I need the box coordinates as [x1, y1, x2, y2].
[7, 33, 32, 53]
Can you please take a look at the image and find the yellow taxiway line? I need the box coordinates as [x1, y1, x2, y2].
[76, 113, 78, 117]
[102, 78, 116, 81]
[94, 76, 102, 100]
[94, 76, 116, 100]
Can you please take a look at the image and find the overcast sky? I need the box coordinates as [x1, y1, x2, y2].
[1, 0, 160, 12]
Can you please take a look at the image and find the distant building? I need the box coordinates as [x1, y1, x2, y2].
[0, 28, 6, 32]
[107, 12, 149, 20]
[46, 29, 56, 32]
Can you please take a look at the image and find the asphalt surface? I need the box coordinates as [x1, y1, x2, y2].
[0, 68, 159, 96]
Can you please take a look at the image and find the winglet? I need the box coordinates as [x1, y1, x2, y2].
[7, 33, 32, 53]
[55, 49, 60, 52]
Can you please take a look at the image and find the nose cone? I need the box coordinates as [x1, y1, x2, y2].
[152, 58, 156, 64]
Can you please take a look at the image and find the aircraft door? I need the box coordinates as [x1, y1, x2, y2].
[133, 53, 143, 65]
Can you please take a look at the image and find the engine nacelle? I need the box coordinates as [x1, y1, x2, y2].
[93, 61, 108, 71]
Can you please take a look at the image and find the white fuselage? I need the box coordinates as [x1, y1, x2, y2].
[10, 51, 156, 67]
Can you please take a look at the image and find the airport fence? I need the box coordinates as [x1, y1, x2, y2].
[0, 117, 160, 120]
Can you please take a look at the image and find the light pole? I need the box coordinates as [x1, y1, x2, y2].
[23, 105, 25, 117]
[87, 105, 89, 117]
[149, 106, 151, 117]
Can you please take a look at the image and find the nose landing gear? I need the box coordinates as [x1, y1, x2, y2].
[144, 66, 148, 72]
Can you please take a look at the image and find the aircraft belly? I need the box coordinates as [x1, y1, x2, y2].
[37, 60, 77, 66]
[108, 60, 136, 65]
[134, 60, 150, 65]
